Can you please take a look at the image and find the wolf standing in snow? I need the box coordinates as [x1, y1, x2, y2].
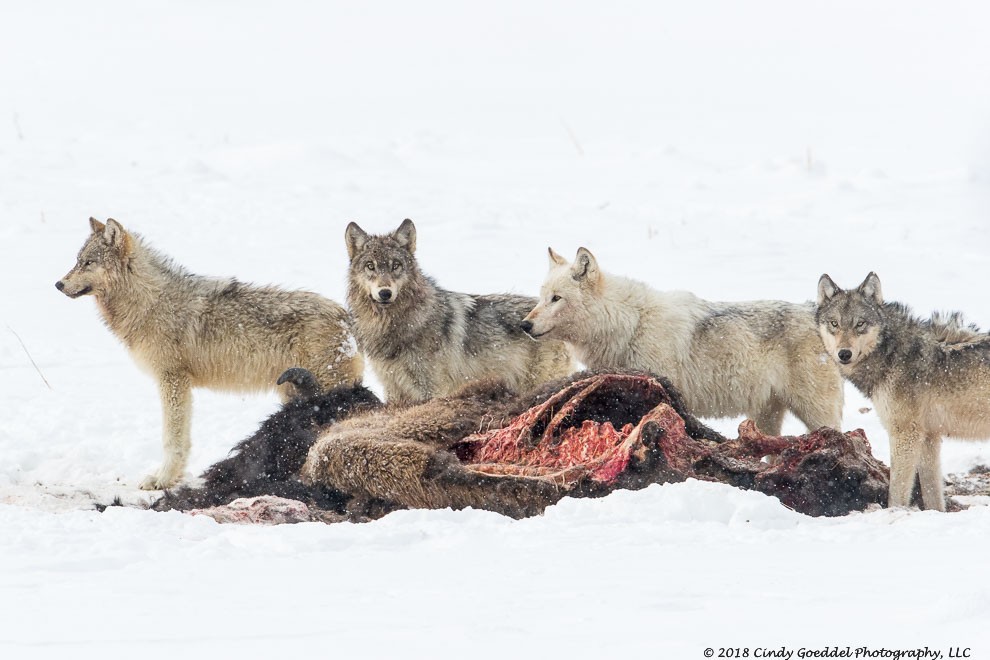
[521, 247, 843, 435]
[56, 218, 364, 490]
[345, 219, 574, 405]
[817, 272, 990, 511]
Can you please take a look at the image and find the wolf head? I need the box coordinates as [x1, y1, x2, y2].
[345, 219, 419, 307]
[816, 272, 884, 367]
[56, 218, 133, 299]
[521, 247, 602, 341]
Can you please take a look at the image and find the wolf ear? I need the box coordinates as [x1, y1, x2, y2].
[817, 274, 841, 306]
[345, 222, 369, 260]
[89, 217, 106, 234]
[572, 247, 600, 285]
[548, 247, 567, 268]
[857, 271, 883, 304]
[103, 219, 127, 248]
[394, 218, 416, 253]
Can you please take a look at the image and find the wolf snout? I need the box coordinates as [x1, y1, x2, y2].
[837, 349, 853, 364]
[56, 282, 92, 298]
[520, 320, 546, 338]
[377, 289, 392, 302]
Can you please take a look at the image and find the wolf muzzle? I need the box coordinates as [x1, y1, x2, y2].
[55, 280, 91, 298]
[520, 320, 548, 338]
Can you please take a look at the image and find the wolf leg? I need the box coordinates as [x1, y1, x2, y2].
[787, 365, 844, 432]
[141, 372, 192, 490]
[887, 426, 923, 508]
[789, 397, 843, 433]
[314, 349, 364, 391]
[751, 396, 786, 436]
[917, 433, 946, 511]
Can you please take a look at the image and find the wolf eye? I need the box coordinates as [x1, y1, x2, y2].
[82, 260, 94, 267]
[855, 320, 865, 329]
[365, 262, 375, 272]
[391, 261, 401, 272]
[829, 320, 839, 328]
[550, 294, 561, 303]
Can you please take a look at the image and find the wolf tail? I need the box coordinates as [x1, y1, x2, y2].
[928, 311, 984, 345]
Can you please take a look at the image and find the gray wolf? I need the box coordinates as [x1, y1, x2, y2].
[152, 368, 382, 513]
[56, 217, 364, 490]
[817, 271, 990, 511]
[344, 218, 574, 405]
[521, 247, 843, 434]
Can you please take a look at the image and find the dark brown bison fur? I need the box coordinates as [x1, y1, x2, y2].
[151, 374, 382, 513]
[690, 420, 890, 516]
[296, 379, 537, 517]
[300, 371, 723, 519]
[298, 371, 887, 519]
[151, 368, 720, 519]
[158, 368, 887, 523]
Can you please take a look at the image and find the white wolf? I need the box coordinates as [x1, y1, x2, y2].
[522, 247, 843, 434]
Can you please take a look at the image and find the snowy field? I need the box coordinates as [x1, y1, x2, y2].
[2, 2, 990, 657]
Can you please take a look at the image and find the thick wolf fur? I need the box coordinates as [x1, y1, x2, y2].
[817, 272, 990, 511]
[522, 247, 843, 434]
[56, 218, 364, 490]
[344, 219, 574, 405]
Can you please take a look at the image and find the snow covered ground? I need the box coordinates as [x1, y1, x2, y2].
[2, 2, 990, 657]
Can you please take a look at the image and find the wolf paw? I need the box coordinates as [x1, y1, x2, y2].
[139, 471, 181, 491]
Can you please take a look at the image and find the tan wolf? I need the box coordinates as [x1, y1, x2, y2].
[817, 272, 990, 511]
[521, 247, 843, 434]
[345, 219, 574, 405]
[56, 218, 363, 489]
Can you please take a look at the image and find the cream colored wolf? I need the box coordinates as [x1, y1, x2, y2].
[56, 218, 363, 489]
[817, 272, 990, 511]
[522, 247, 843, 434]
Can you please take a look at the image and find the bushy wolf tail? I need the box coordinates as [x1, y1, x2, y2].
[926, 311, 985, 345]
[152, 369, 383, 512]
